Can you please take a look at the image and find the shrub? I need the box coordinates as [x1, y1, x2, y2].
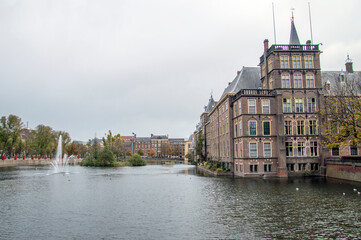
[128, 154, 146, 166]
[216, 168, 224, 172]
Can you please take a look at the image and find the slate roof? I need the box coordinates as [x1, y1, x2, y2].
[220, 67, 261, 99]
[135, 137, 151, 143]
[204, 95, 215, 112]
[322, 70, 361, 94]
[289, 19, 301, 45]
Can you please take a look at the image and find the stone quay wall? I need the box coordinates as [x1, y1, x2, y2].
[0, 158, 83, 167]
[326, 158, 361, 182]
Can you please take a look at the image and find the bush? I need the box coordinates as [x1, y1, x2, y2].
[81, 148, 116, 167]
[128, 154, 146, 166]
[216, 168, 224, 172]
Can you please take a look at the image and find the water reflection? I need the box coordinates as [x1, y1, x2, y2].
[0, 165, 360, 239]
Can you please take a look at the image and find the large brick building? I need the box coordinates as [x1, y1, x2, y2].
[194, 17, 332, 177]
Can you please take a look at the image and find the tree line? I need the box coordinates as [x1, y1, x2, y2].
[0, 114, 86, 158]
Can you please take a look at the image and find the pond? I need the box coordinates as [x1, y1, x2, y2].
[0, 165, 360, 239]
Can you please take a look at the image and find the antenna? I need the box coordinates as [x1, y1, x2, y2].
[291, 7, 295, 20]
[272, 2, 277, 44]
[308, 2, 314, 44]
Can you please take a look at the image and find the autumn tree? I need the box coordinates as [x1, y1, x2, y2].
[103, 131, 125, 160]
[149, 148, 155, 157]
[321, 77, 361, 148]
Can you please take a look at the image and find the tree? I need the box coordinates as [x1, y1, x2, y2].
[103, 131, 125, 160]
[137, 149, 144, 156]
[0, 114, 24, 156]
[149, 148, 155, 157]
[321, 77, 361, 148]
[195, 130, 206, 161]
[167, 142, 172, 156]
[128, 153, 146, 166]
[31, 125, 57, 156]
[126, 149, 132, 156]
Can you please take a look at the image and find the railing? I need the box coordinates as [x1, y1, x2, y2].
[260, 44, 319, 62]
[233, 89, 276, 100]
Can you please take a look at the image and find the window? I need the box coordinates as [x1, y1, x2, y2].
[282, 75, 290, 88]
[297, 120, 304, 135]
[298, 142, 305, 156]
[281, 56, 289, 68]
[264, 164, 272, 172]
[262, 100, 270, 114]
[294, 75, 302, 88]
[332, 147, 339, 156]
[248, 100, 256, 114]
[292, 56, 301, 68]
[263, 121, 270, 136]
[250, 164, 258, 173]
[298, 163, 306, 171]
[250, 143, 257, 157]
[306, 74, 315, 88]
[285, 121, 292, 135]
[269, 77, 274, 89]
[283, 98, 291, 113]
[295, 99, 304, 113]
[310, 141, 318, 156]
[239, 101, 242, 115]
[307, 98, 316, 112]
[351, 146, 358, 156]
[249, 121, 257, 136]
[309, 120, 317, 135]
[264, 143, 271, 157]
[305, 56, 313, 68]
[239, 121, 242, 136]
[287, 164, 295, 171]
[235, 143, 238, 157]
[311, 163, 319, 171]
[286, 142, 293, 156]
[235, 124, 238, 137]
[239, 143, 243, 157]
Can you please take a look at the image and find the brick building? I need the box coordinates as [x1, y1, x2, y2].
[194, 17, 328, 177]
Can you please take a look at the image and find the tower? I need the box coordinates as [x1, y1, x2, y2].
[259, 16, 323, 177]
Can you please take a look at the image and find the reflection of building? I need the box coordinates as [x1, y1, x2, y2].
[194, 17, 329, 177]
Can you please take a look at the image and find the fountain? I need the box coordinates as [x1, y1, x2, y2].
[50, 135, 74, 173]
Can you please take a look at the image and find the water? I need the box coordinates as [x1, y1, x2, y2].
[0, 165, 360, 239]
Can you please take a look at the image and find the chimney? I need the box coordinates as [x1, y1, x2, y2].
[237, 71, 241, 75]
[228, 82, 231, 86]
[264, 39, 269, 50]
[346, 55, 353, 73]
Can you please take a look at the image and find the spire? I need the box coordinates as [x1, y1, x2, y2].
[289, 17, 300, 45]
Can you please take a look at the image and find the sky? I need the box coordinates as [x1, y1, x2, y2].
[1, 0, 361, 142]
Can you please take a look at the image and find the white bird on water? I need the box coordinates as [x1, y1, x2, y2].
[353, 188, 357, 192]
[296, 188, 299, 191]
[343, 193, 346, 196]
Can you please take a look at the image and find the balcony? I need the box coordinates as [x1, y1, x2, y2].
[233, 89, 275, 101]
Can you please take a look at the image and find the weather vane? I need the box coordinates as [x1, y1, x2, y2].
[291, 7, 295, 20]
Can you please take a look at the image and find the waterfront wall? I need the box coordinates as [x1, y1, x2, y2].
[326, 158, 361, 182]
[0, 158, 82, 167]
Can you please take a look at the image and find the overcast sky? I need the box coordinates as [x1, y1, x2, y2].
[1, 0, 360, 141]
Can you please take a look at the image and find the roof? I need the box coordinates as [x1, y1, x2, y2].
[322, 70, 361, 94]
[135, 137, 151, 143]
[220, 67, 261, 99]
[151, 134, 168, 139]
[204, 95, 215, 112]
[289, 19, 300, 45]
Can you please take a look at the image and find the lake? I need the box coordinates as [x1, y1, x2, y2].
[0, 165, 360, 239]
